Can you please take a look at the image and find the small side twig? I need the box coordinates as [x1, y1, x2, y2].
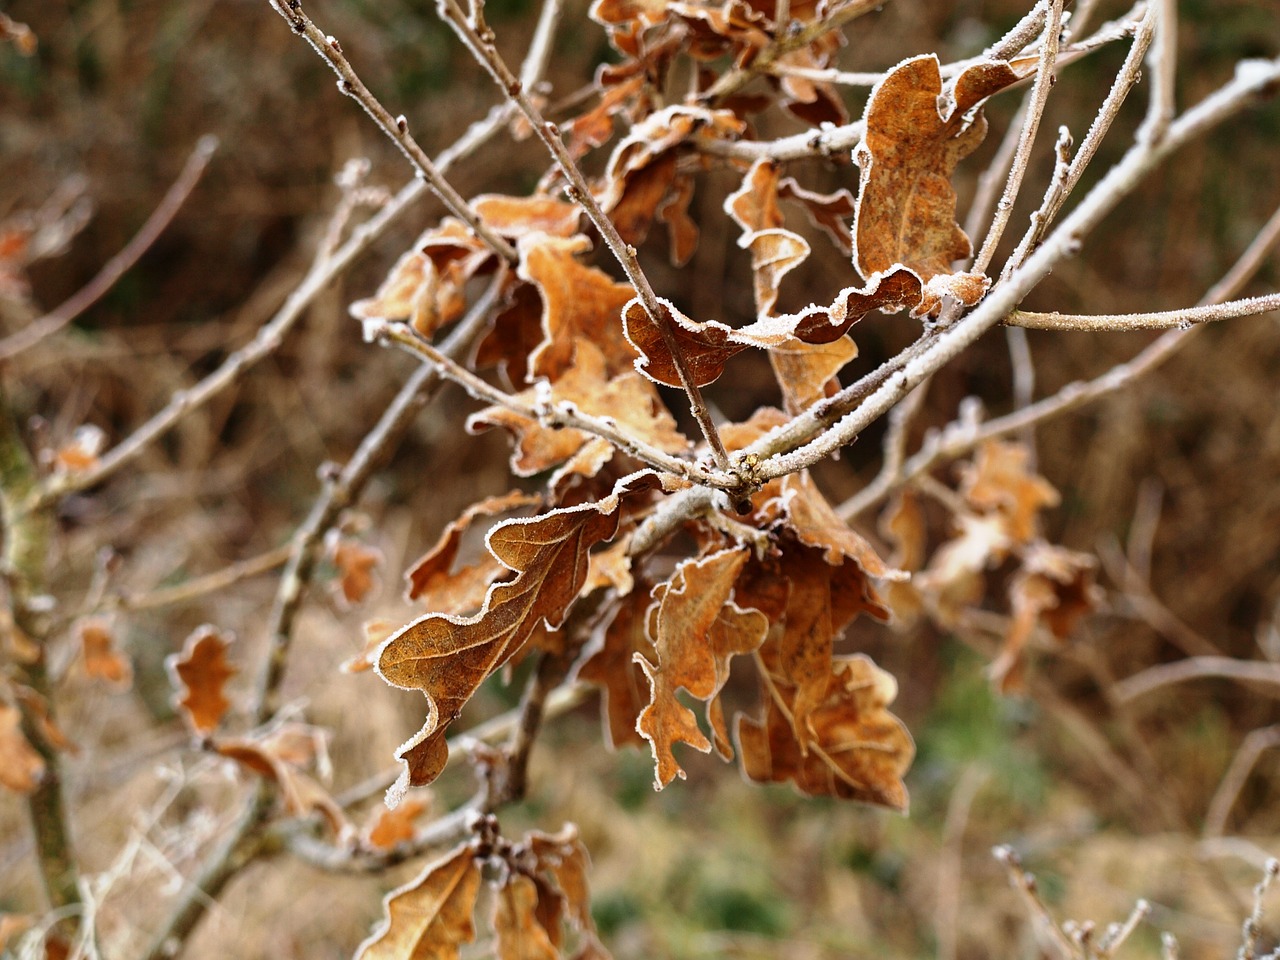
[0, 136, 219, 360]
[1203, 726, 1280, 839]
[1006, 293, 1280, 331]
[1113, 657, 1280, 706]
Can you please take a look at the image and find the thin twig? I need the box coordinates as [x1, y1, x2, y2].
[369, 318, 737, 490]
[936, 766, 989, 960]
[109, 544, 293, 613]
[0, 136, 219, 360]
[1203, 726, 1280, 839]
[435, 0, 733, 470]
[1113, 657, 1280, 706]
[1139, 0, 1177, 146]
[1008, 293, 1280, 331]
[972, 0, 1065, 277]
[993, 845, 1081, 960]
[264, 1, 517, 264]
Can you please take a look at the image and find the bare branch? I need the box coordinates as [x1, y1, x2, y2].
[1007, 292, 1280, 331]
[1114, 657, 1280, 705]
[0, 136, 218, 360]
[1203, 725, 1280, 839]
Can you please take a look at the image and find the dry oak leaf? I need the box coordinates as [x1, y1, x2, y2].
[495, 874, 560, 960]
[342, 618, 400, 674]
[877, 488, 928, 627]
[377, 472, 661, 803]
[50, 424, 106, 475]
[166, 625, 236, 737]
[469, 340, 690, 478]
[406, 491, 542, 615]
[915, 512, 1011, 627]
[356, 840, 482, 960]
[475, 281, 546, 388]
[327, 535, 384, 609]
[990, 542, 1100, 693]
[852, 55, 1025, 316]
[725, 158, 811, 318]
[364, 795, 430, 851]
[0, 703, 44, 793]
[524, 824, 600, 940]
[566, 73, 647, 157]
[771, 335, 858, 414]
[636, 547, 768, 786]
[214, 721, 351, 838]
[76, 617, 132, 689]
[519, 234, 641, 383]
[959, 439, 1059, 543]
[577, 587, 658, 750]
[624, 268, 919, 388]
[778, 177, 856, 255]
[773, 471, 899, 581]
[738, 651, 913, 810]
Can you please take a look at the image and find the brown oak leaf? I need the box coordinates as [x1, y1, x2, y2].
[770, 335, 858, 414]
[853, 55, 1026, 316]
[406, 491, 542, 614]
[356, 841, 482, 960]
[494, 874, 560, 960]
[576, 587, 657, 750]
[990, 542, 1100, 693]
[0, 703, 44, 793]
[636, 547, 768, 786]
[76, 617, 132, 689]
[327, 535, 384, 609]
[378, 473, 660, 803]
[624, 269, 920, 388]
[364, 795, 430, 850]
[738, 650, 913, 810]
[958, 439, 1060, 543]
[773, 471, 897, 580]
[166, 625, 236, 737]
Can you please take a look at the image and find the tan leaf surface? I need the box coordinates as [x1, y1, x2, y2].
[494, 874, 559, 960]
[990, 543, 1100, 693]
[475, 281, 545, 387]
[624, 269, 920, 387]
[636, 547, 768, 786]
[378, 473, 659, 801]
[739, 651, 913, 810]
[852, 55, 1024, 314]
[76, 617, 132, 689]
[778, 177, 855, 254]
[770, 335, 857, 414]
[525, 824, 598, 937]
[215, 730, 350, 838]
[356, 841, 482, 960]
[166, 625, 236, 736]
[959, 439, 1060, 543]
[406, 491, 541, 614]
[878, 489, 928, 627]
[576, 589, 656, 750]
[364, 796, 430, 851]
[518, 234, 640, 383]
[775, 472, 896, 580]
[0, 703, 44, 793]
[472, 194, 582, 239]
[329, 537, 384, 609]
[470, 341, 689, 478]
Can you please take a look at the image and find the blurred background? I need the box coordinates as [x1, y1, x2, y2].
[2, 0, 1280, 957]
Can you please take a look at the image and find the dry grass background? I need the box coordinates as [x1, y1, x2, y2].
[2, 0, 1280, 957]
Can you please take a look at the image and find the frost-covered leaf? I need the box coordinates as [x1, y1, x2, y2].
[577, 588, 657, 750]
[356, 842, 482, 960]
[636, 547, 767, 786]
[378, 473, 660, 801]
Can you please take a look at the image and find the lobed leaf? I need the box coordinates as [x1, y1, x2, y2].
[166, 625, 236, 737]
[356, 841, 482, 960]
[377, 473, 661, 802]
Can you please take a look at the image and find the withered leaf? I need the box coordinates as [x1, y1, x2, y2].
[774, 472, 897, 581]
[166, 625, 236, 737]
[214, 724, 350, 838]
[853, 55, 1024, 315]
[494, 874, 559, 960]
[738, 652, 913, 810]
[959, 439, 1059, 543]
[378, 473, 660, 802]
[770, 335, 857, 414]
[328, 536, 384, 609]
[52, 424, 106, 475]
[576, 588, 656, 750]
[343, 619, 400, 675]
[624, 269, 920, 388]
[525, 824, 599, 938]
[990, 543, 1099, 693]
[406, 491, 542, 613]
[725, 159, 811, 318]
[472, 194, 582, 240]
[916, 512, 1010, 627]
[778, 177, 855, 255]
[364, 795, 430, 851]
[469, 341, 689, 478]
[356, 841, 482, 960]
[519, 234, 640, 383]
[76, 617, 132, 689]
[0, 703, 43, 793]
[636, 547, 768, 786]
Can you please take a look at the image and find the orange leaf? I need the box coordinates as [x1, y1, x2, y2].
[853, 55, 1025, 315]
[778, 176, 855, 255]
[52, 424, 106, 475]
[739, 652, 914, 810]
[356, 841, 482, 960]
[76, 617, 132, 689]
[520, 234, 640, 383]
[342, 618, 400, 674]
[624, 269, 920, 388]
[0, 703, 44, 793]
[494, 874, 560, 960]
[166, 625, 236, 737]
[406, 491, 542, 614]
[958, 439, 1059, 543]
[770, 335, 857, 414]
[378, 473, 660, 802]
[576, 588, 657, 750]
[636, 547, 768, 787]
[328, 536, 384, 609]
[774, 472, 897, 580]
[364, 796, 430, 850]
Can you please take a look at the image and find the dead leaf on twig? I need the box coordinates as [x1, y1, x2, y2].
[166, 625, 236, 737]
